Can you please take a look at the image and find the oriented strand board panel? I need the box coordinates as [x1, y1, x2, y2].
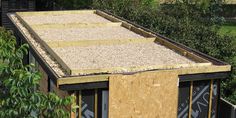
[109, 71, 179, 118]
[38, 64, 48, 94]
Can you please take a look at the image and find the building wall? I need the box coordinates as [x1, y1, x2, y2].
[1, 0, 35, 29]
[38, 64, 48, 94]
[28, 50, 70, 98]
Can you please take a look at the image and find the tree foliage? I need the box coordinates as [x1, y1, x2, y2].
[0, 28, 73, 117]
[92, 0, 236, 104]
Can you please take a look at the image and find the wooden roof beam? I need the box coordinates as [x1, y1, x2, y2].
[45, 38, 156, 48]
[31, 22, 122, 29]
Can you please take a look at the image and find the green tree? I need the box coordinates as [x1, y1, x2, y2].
[54, 0, 93, 10]
[0, 28, 73, 117]
[93, 0, 236, 104]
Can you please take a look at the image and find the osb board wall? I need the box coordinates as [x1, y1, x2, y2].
[38, 65, 48, 94]
[51, 80, 70, 99]
[109, 71, 179, 118]
[38, 64, 69, 98]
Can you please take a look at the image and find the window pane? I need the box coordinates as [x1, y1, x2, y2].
[82, 90, 95, 118]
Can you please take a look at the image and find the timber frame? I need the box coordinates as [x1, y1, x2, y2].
[7, 10, 231, 89]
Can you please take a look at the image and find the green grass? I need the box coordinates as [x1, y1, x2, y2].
[219, 21, 236, 70]
[220, 22, 236, 37]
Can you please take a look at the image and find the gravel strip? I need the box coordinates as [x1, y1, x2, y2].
[10, 14, 67, 77]
[52, 42, 195, 72]
[21, 13, 111, 25]
[35, 27, 145, 42]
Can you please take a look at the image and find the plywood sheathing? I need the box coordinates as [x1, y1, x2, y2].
[109, 71, 179, 118]
[9, 14, 67, 77]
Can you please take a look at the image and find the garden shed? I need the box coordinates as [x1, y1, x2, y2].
[8, 10, 231, 118]
[1, 0, 35, 29]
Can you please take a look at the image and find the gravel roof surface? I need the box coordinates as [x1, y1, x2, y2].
[35, 27, 145, 42]
[52, 42, 195, 71]
[14, 10, 204, 75]
[21, 13, 111, 25]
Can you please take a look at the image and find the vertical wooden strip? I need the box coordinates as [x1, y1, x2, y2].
[216, 80, 220, 118]
[71, 92, 76, 118]
[95, 89, 98, 118]
[188, 81, 193, 118]
[208, 80, 213, 118]
[79, 91, 82, 118]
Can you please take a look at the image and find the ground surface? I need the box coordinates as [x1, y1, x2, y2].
[220, 22, 236, 69]
[220, 22, 236, 36]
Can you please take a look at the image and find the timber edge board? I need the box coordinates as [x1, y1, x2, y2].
[57, 65, 231, 85]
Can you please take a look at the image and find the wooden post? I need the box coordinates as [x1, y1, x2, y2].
[208, 80, 213, 118]
[71, 92, 76, 118]
[78, 91, 82, 118]
[188, 81, 193, 118]
[95, 89, 98, 118]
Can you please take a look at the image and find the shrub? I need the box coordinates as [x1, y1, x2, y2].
[0, 28, 73, 117]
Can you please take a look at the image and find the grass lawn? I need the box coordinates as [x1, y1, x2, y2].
[220, 22, 236, 68]
[220, 22, 236, 37]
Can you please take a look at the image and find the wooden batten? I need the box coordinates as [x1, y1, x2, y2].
[70, 63, 212, 76]
[46, 38, 156, 48]
[31, 22, 122, 29]
[177, 65, 231, 75]
[95, 10, 122, 22]
[122, 22, 156, 38]
[155, 37, 211, 63]
[58, 75, 109, 85]
[57, 65, 230, 85]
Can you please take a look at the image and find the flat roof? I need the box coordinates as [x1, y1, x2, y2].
[9, 10, 214, 76]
